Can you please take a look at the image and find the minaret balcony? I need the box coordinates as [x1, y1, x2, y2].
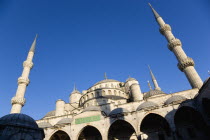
[23, 61, 33, 68]
[18, 77, 30, 85]
[159, 24, 171, 35]
[168, 38, 182, 51]
[177, 57, 195, 71]
[11, 97, 26, 106]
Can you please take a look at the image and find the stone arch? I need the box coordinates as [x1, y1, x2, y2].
[140, 113, 172, 140]
[77, 125, 102, 140]
[102, 90, 106, 96]
[49, 130, 70, 140]
[108, 120, 138, 140]
[174, 106, 210, 140]
[108, 90, 112, 95]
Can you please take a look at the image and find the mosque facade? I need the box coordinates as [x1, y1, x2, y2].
[5, 4, 210, 140]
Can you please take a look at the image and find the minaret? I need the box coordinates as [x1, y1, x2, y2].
[148, 65, 161, 90]
[10, 35, 37, 113]
[149, 3, 203, 89]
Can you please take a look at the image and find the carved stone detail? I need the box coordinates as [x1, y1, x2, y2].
[18, 77, 30, 85]
[178, 57, 195, 71]
[11, 97, 26, 106]
[159, 24, 171, 35]
[23, 61, 33, 68]
[168, 38, 182, 51]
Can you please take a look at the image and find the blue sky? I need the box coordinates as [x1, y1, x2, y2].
[0, 0, 209, 120]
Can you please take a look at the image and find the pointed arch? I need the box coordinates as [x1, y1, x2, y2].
[49, 130, 70, 140]
[77, 125, 102, 140]
[108, 120, 137, 140]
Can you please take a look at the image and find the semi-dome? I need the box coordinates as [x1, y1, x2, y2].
[144, 89, 166, 99]
[0, 113, 38, 129]
[38, 122, 52, 128]
[93, 79, 120, 86]
[165, 95, 187, 105]
[44, 110, 55, 118]
[82, 106, 102, 112]
[109, 108, 130, 116]
[136, 101, 158, 111]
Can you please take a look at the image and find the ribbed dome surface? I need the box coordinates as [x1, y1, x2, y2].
[44, 110, 55, 118]
[136, 101, 158, 111]
[109, 108, 130, 116]
[56, 118, 73, 125]
[38, 122, 52, 128]
[165, 95, 187, 105]
[144, 90, 166, 99]
[0, 113, 38, 129]
[94, 79, 120, 86]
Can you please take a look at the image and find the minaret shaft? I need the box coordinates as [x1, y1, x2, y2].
[149, 4, 203, 89]
[10, 37, 36, 114]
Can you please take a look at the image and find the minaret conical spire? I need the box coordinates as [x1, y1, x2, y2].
[10, 36, 37, 113]
[148, 65, 161, 91]
[148, 3, 160, 19]
[29, 34, 38, 52]
[149, 4, 203, 89]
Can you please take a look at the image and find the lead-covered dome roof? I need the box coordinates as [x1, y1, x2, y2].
[0, 113, 38, 129]
[165, 95, 187, 105]
[93, 79, 120, 86]
[144, 89, 166, 99]
[136, 101, 158, 111]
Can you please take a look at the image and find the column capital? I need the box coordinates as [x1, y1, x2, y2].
[11, 97, 26, 106]
[23, 61, 33, 68]
[168, 38, 182, 51]
[178, 57, 195, 71]
[18, 77, 30, 85]
[159, 24, 171, 35]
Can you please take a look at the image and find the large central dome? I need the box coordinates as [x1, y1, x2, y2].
[93, 79, 120, 86]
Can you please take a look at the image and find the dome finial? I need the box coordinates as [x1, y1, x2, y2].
[104, 72, 108, 80]
[147, 80, 152, 90]
[73, 83, 77, 91]
[148, 3, 160, 19]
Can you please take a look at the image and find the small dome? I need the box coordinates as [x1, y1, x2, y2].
[136, 101, 158, 111]
[126, 77, 137, 82]
[38, 122, 52, 128]
[0, 113, 38, 129]
[44, 110, 55, 118]
[144, 89, 166, 99]
[109, 108, 130, 116]
[55, 118, 73, 126]
[165, 95, 187, 105]
[82, 106, 101, 112]
[93, 79, 120, 86]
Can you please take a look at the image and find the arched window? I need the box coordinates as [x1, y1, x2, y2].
[87, 95, 89, 99]
[96, 92, 100, 97]
[108, 90, 112, 95]
[111, 84, 114, 88]
[91, 93, 94, 98]
[102, 90, 106, 96]
[114, 90, 117, 95]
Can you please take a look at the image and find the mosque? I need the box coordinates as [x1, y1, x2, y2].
[0, 3, 210, 140]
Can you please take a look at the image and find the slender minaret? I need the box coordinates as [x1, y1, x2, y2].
[148, 65, 161, 90]
[10, 35, 37, 113]
[149, 3, 203, 89]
